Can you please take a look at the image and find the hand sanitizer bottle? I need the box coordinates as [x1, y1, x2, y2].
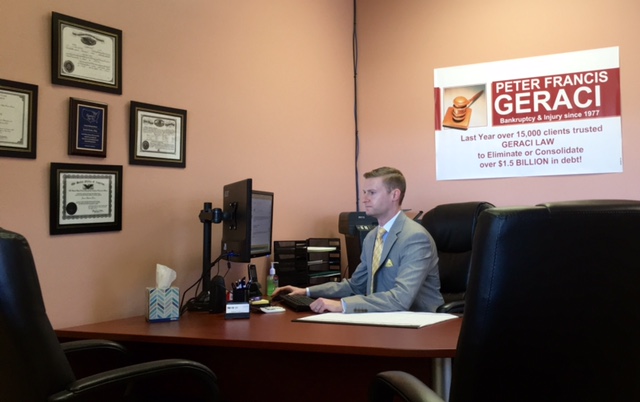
[267, 262, 279, 298]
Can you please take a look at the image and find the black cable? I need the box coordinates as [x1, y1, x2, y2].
[353, 0, 361, 212]
[179, 252, 233, 315]
[179, 280, 202, 315]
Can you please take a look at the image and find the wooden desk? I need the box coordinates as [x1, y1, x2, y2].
[57, 310, 460, 402]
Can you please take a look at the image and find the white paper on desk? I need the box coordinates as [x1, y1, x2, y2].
[294, 312, 458, 329]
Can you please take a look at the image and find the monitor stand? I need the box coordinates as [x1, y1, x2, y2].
[187, 202, 224, 312]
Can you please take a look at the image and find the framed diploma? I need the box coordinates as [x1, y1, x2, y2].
[129, 101, 187, 168]
[0, 78, 38, 159]
[49, 163, 123, 235]
[69, 98, 108, 157]
[51, 12, 122, 94]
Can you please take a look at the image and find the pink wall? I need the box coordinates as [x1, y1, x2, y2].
[357, 0, 640, 209]
[0, 1, 354, 327]
[1, 0, 639, 328]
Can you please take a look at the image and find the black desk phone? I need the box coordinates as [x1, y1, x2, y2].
[248, 264, 262, 298]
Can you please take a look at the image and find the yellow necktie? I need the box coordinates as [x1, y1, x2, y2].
[371, 227, 386, 293]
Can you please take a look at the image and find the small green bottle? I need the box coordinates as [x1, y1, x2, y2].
[266, 262, 279, 298]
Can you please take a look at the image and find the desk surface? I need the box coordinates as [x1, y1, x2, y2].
[56, 309, 461, 358]
[57, 310, 460, 402]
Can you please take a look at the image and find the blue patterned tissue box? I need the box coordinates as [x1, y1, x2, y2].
[146, 287, 179, 322]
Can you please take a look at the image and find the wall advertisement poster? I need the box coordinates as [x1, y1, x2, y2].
[434, 47, 621, 181]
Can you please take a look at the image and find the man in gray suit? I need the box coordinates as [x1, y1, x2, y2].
[272, 167, 444, 313]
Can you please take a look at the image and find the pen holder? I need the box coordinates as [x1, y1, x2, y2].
[232, 288, 248, 302]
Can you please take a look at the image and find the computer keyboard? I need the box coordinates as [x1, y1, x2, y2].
[277, 294, 315, 312]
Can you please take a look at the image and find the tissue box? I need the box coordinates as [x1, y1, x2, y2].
[145, 287, 179, 322]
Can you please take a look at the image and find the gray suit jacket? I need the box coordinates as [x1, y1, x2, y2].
[309, 212, 444, 313]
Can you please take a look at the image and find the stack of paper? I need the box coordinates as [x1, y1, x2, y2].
[294, 311, 458, 328]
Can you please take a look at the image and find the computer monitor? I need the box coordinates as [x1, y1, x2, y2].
[190, 178, 273, 313]
[220, 179, 274, 263]
[249, 190, 274, 258]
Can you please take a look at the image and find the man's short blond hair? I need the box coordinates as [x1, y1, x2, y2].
[364, 167, 406, 205]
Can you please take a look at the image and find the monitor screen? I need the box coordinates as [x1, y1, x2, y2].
[250, 190, 274, 258]
[221, 179, 274, 263]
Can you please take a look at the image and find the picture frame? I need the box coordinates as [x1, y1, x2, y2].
[68, 98, 108, 157]
[49, 163, 123, 235]
[129, 101, 187, 168]
[51, 12, 123, 94]
[0, 78, 38, 159]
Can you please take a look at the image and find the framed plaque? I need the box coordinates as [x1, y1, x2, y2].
[129, 101, 187, 168]
[69, 98, 108, 157]
[50, 163, 123, 235]
[0, 78, 38, 159]
[51, 12, 122, 94]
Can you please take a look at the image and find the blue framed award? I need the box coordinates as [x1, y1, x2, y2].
[68, 97, 108, 157]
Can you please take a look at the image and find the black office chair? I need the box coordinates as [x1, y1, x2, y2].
[371, 200, 640, 402]
[420, 201, 494, 313]
[0, 227, 220, 402]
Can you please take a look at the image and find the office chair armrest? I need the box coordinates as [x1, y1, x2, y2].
[48, 358, 218, 401]
[436, 300, 465, 314]
[61, 339, 132, 378]
[370, 371, 444, 402]
[60, 339, 128, 356]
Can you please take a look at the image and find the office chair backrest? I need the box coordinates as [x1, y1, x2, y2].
[452, 200, 640, 402]
[0, 228, 76, 400]
[421, 201, 494, 309]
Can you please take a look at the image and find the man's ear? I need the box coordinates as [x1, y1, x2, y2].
[391, 188, 400, 202]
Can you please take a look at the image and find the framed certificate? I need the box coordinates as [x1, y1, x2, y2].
[129, 101, 187, 168]
[69, 98, 108, 157]
[49, 163, 123, 235]
[51, 12, 122, 94]
[0, 78, 38, 159]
